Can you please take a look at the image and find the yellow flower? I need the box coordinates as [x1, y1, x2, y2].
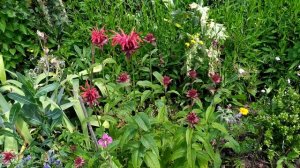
[175, 23, 182, 28]
[199, 40, 204, 45]
[239, 107, 249, 116]
[190, 39, 196, 44]
[185, 43, 190, 47]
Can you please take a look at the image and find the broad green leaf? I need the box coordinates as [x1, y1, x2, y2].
[132, 150, 142, 168]
[15, 118, 33, 144]
[141, 134, 159, 156]
[205, 105, 214, 123]
[120, 126, 137, 147]
[0, 18, 6, 32]
[136, 80, 153, 88]
[153, 71, 163, 84]
[186, 128, 195, 168]
[0, 85, 24, 95]
[196, 136, 215, 160]
[144, 151, 161, 168]
[211, 122, 228, 135]
[9, 103, 21, 123]
[7, 93, 33, 104]
[213, 152, 222, 168]
[0, 54, 6, 84]
[0, 93, 10, 113]
[35, 82, 59, 97]
[224, 136, 240, 153]
[133, 113, 149, 131]
[22, 104, 42, 125]
[169, 147, 186, 161]
[141, 90, 151, 104]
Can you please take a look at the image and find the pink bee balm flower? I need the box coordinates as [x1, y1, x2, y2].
[117, 72, 130, 83]
[162, 76, 172, 88]
[187, 112, 199, 126]
[98, 133, 113, 148]
[112, 29, 142, 59]
[209, 73, 222, 84]
[74, 157, 85, 168]
[188, 70, 197, 79]
[80, 80, 100, 106]
[91, 27, 108, 49]
[2, 151, 15, 165]
[144, 33, 156, 45]
[186, 89, 198, 99]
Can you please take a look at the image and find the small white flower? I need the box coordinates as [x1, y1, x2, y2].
[261, 89, 266, 93]
[275, 57, 280, 61]
[297, 73, 300, 76]
[36, 30, 45, 39]
[238, 68, 246, 74]
[298, 65, 300, 69]
[189, 2, 198, 9]
[287, 78, 291, 84]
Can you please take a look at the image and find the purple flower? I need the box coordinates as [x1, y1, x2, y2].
[43, 163, 51, 168]
[98, 133, 113, 148]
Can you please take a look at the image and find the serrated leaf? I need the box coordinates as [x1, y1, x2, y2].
[144, 151, 161, 168]
[169, 147, 186, 161]
[141, 90, 151, 104]
[7, 93, 33, 104]
[9, 103, 21, 123]
[132, 150, 142, 168]
[141, 134, 159, 156]
[212, 122, 228, 135]
[35, 82, 59, 97]
[133, 113, 149, 131]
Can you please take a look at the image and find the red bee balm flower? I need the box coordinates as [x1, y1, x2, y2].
[74, 157, 85, 168]
[2, 151, 15, 165]
[162, 76, 172, 88]
[80, 80, 100, 106]
[112, 29, 142, 58]
[187, 112, 199, 126]
[209, 73, 222, 84]
[91, 27, 108, 49]
[144, 33, 156, 45]
[188, 70, 197, 79]
[186, 89, 198, 99]
[117, 72, 130, 83]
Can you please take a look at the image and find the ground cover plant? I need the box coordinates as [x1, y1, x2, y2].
[0, 0, 300, 167]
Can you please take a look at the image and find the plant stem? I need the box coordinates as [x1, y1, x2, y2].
[78, 97, 99, 150]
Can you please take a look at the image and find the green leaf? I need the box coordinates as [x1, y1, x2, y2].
[144, 151, 161, 168]
[133, 113, 149, 131]
[213, 152, 222, 168]
[141, 90, 152, 104]
[7, 93, 33, 104]
[153, 71, 163, 84]
[0, 54, 6, 84]
[9, 103, 21, 123]
[141, 134, 159, 156]
[0, 18, 6, 32]
[211, 122, 228, 135]
[120, 126, 137, 148]
[22, 104, 42, 125]
[35, 82, 59, 97]
[205, 105, 214, 123]
[136, 80, 153, 88]
[132, 150, 142, 168]
[169, 147, 186, 161]
[224, 136, 240, 153]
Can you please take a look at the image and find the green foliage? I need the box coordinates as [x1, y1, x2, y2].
[254, 87, 300, 164]
[0, 0, 40, 70]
